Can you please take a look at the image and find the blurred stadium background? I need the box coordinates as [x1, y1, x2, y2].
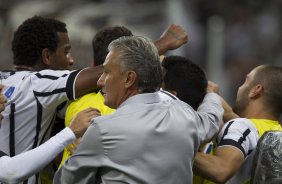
[0, 0, 282, 106]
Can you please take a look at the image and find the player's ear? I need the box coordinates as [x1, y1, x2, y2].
[249, 84, 263, 99]
[42, 48, 52, 66]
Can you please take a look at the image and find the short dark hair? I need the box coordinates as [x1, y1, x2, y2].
[255, 65, 282, 117]
[162, 55, 207, 110]
[92, 26, 133, 66]
[12, 16, 67, 66]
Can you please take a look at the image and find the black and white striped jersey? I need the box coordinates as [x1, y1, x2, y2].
[217, 118, 259, 158]
[0, 69, 80, 184]
[216, 118, 259, 184]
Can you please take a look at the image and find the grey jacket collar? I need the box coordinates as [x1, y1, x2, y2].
[118, 92, 161, 109]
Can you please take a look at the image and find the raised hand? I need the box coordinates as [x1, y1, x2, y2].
[154, 24, 188, 55]
[207, 81, 219, 94]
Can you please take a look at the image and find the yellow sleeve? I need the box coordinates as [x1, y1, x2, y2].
[59, 92, 115, 168]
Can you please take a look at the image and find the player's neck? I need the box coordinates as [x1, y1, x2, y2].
[14, 65, 34, 71]
[15, 62, 48, 71]
[245, 103, 277, 121]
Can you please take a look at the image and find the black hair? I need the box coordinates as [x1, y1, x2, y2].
[162, 55, 207, 110]
[12, 16, 67, 66]
[92, 26, 133, 66]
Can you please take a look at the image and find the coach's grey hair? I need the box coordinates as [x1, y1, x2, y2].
[108, 36, 162, 93]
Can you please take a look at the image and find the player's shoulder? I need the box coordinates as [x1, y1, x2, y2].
[226, 118, 255, 127]
[223, 118, 258, 135]
[67, 93, 98, 112]
[34, 69, 71, 78]
[1, 71, 30, 80]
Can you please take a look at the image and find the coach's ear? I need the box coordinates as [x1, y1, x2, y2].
[124, 70, 137, 89]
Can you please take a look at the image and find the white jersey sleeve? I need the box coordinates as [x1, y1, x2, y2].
[217, 118, 259, 158]
[30, 69, 81, 108]
[0, 69, 81, 157]
[0, 127, 75, 184]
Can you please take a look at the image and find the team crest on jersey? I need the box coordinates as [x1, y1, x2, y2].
[2, 86, 15, 99]
[1, 85, 21, 106]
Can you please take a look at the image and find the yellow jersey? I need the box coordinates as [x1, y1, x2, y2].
[59, 91, 114, 167]
[193, 118, 282, 184]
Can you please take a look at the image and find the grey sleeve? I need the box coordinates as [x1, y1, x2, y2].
[196, 93, 224, 143]
[54, 122, 104, 184]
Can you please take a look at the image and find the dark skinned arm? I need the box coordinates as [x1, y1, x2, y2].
[154, 24, 188, 55]
[73, 65, 103, 98]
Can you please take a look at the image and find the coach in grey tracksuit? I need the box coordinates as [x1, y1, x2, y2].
[54, 36, 223, 184]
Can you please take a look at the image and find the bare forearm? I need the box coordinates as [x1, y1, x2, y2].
[193, 146, 244, 183]
[193, 152, 226, 183]
[223, 111, 239, 123]
[154, 39, 167, 55]
[221, 97, 239, 123]
[74, 65, 103, 98]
